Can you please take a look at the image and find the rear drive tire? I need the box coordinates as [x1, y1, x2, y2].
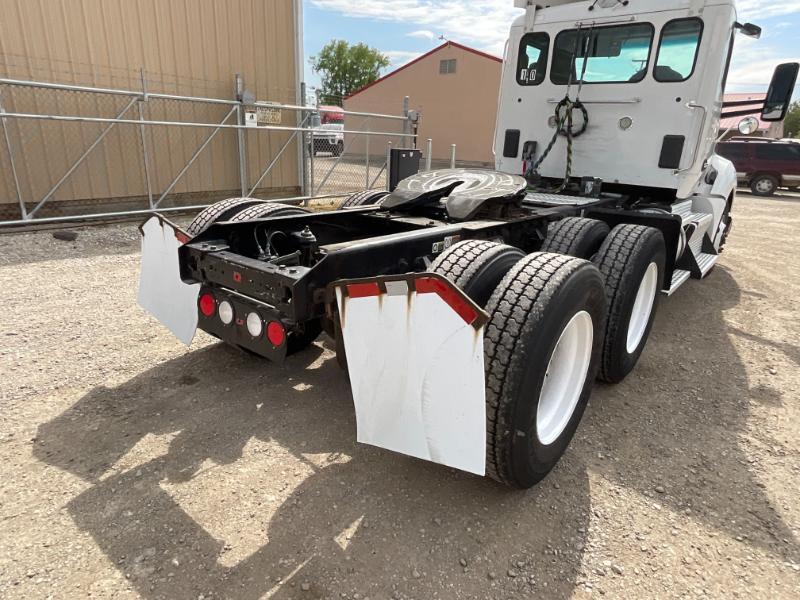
[430, 240, 525, 307]
[592, 224, 665, 384]
[186, 197, 267, 236]
[750, 174, 778, 197]
[484, 253, 606, 489]
[339, 190, 390, 209]
[333, 141, 344, 157]
[540, 217, 610, 259]
[228, 202, 310, 222]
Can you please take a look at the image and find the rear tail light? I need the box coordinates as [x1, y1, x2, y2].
[267, 321, 286, 347]
[218, 300, 234, 325]
[199, 293, 216, 317]
[246, 312, 263, 337]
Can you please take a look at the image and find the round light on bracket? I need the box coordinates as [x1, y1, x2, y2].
[619, 116, 634, 130]
[738, 116, 759, 135]
[246, 312, 263, 337]
[218, 300, 234, 325]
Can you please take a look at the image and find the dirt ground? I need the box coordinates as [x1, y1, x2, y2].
[1, 191, 799, 600]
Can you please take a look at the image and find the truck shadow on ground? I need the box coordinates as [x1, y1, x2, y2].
[582, 266, 797, 561]
[33, 266, 797, 598]
[33, 342, 591, 599]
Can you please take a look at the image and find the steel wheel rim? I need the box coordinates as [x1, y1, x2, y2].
[536, 311, 594, 446]
[627, 262, 658, 354]
[756, 179, 773, 193]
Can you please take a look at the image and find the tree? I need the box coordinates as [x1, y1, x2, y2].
[310, 40, 390, 106]
[784, 101, 800, 138]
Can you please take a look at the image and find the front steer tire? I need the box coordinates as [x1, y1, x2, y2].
[430, 240, 525, 307]
[592, 224, 666, 384]
[540, 217, 610, 259]
[484, 253, 606, 489]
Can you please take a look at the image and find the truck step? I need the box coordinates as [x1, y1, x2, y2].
[671, 199, 694, 218]
[682, 211, 713, 229]
[666, 269, 691, 296]
[688, 232, 705, 256]
[523, 192, 605, 207]
[695, 253, 719, 278]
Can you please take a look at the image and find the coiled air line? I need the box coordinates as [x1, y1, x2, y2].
[526, 24, 593, 194]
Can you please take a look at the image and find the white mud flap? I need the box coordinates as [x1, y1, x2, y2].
[334, 274, 488, 476]
[138, 216, 200, 346]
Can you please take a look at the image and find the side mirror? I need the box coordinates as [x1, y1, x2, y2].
[738, 116, 759, 135]
[735, 22, 762, 39]
[762, 62, 799, 122]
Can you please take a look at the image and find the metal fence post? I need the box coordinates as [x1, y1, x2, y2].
[385, 141, 393, 191]
[308, 109, 315, 204]
[402, 96, 410, 138]
[300, 82, 309, 197]
[425, 139, 432, 171]
[235, 74, 247, 196]
[365, 118, 371, 189]
[138, 69, 154, 209]
[450, 144, 457, 169]
[0, 90, 26, 219]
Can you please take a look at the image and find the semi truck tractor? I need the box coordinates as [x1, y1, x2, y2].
[139, 0, 798, 489]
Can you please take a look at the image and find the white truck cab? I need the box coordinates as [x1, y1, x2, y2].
[495, 0, 795, 269]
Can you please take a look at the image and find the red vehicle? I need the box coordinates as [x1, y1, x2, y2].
[318, 105, 344, 125]
[716, 138, 800, 196]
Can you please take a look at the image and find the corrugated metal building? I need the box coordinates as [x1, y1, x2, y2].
[0, 0, 303, 219]
[344, 42, 503, 166]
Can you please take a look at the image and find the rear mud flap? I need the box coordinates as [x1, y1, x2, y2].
[334, 274, 488, 476]
[138, 216, 200, 346]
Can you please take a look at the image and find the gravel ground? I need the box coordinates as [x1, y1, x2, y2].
[1, 191, 799, 600]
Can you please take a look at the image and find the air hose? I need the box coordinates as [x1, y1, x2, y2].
[526, 25, 593, 194]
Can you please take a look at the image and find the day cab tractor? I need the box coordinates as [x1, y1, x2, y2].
[139, 0, 798, 489]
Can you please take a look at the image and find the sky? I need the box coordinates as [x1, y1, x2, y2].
[302, 0, 800, 96]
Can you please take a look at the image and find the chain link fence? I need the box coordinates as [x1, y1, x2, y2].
[0, 76, 418, 225]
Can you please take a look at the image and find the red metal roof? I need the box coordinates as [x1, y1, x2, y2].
[720, 93, 768, 131]
[346, 41, 502, 100]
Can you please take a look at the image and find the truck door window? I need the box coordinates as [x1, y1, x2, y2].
[551, 24, 654, 85]
[654, 18, 703, 82]
[517, 32, 550, 85]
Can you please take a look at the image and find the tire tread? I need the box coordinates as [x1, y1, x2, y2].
[483, 252, 588, 486]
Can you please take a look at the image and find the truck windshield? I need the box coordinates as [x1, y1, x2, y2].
[551, 23, 654, 85]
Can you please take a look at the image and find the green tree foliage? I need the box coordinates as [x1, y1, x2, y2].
[784, 101, 800, 138]
[310, 40, 390, 106]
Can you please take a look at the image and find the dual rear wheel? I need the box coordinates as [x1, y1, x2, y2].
[432, 220, 665, 488]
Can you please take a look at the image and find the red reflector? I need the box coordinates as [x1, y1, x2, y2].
[174, 230, 191, 245]
[233, 271, 243, 283]
[415, 277, 478, 325]
[347, 282, 381, 298]
[199, 293, 216, 317]
[267, 321, 286, 346]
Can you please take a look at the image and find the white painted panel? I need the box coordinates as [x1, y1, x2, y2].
[138, 217, 200, 346]
[337, 287, 486, 476]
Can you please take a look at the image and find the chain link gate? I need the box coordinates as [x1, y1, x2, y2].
[0, 76, 419, 226]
